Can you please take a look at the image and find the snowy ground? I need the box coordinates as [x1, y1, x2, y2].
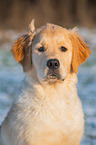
[0, 28, 96, 145]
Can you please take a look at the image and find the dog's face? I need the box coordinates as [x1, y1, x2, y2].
[32, 24, 72, 83]
[11, 22, 91, 84]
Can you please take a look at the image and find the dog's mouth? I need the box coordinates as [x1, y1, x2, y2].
[47, 73, 60, 80]
[38, 69, 65, 84]
[45, 70, 64, 83]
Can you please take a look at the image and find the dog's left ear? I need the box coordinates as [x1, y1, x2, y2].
[11, 19, 36, 72]
[69, 30, 92, 73]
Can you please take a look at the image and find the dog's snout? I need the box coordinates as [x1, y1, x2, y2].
[46, 59, 60, 69]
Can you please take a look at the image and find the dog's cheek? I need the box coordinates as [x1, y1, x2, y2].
[32, 52, 40, 70]
[59, 67, 68, 80]
[59, 51, 72, 77]
[32, 53, 47, 79]
[38, 63, 48, 80]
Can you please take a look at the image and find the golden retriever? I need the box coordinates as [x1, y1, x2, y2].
[0, 20, 91, 145]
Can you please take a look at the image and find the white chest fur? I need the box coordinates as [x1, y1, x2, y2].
[0, 76, 84, 145]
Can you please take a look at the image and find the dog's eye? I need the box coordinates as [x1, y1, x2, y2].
[60, 46, 67, 52]
[38, 47, 45, 52]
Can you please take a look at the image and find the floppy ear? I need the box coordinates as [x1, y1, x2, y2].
[11, 19, 36, 72]
[69, 31, 92, 73]
[11, 34, 32, 72]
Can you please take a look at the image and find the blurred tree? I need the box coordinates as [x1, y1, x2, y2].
[0, 0, 95, 29]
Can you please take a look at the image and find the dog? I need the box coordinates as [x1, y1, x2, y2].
[0, 20, 91, 145]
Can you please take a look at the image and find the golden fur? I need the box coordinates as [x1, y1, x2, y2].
[0, 21, 91, 145]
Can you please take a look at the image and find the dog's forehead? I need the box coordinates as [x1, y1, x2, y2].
[36, 23, 69, 42]
[40, 23, 68, 37]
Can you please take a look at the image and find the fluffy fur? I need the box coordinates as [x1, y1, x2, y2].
[0, 21, 91, 145]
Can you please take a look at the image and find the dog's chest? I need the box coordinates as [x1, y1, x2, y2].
[23, 85, 75, 129]
[16, 86, 84, 145]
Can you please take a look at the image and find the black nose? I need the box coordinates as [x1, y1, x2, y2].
[46, 59, 60, 69]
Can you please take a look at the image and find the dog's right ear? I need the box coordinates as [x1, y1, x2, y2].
[11, 19, 36, 72]
[11, 34, 32, 72]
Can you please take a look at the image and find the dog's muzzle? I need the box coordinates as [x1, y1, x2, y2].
[45, 59, 64, 82]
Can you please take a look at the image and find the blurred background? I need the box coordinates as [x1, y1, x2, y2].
[0, 0, 96, 145]
[0, 0, 96, 29]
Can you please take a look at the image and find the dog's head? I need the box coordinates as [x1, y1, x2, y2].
[11, 20, 91, 84]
